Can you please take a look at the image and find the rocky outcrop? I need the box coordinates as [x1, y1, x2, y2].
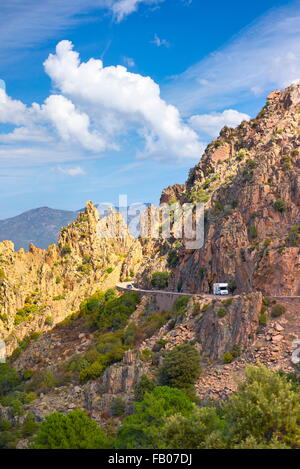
[0, 201, 143, 354]
[193, 293, 262, 360]
[160, 184, 186, 204]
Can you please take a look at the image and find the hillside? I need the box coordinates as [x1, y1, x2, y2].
[0, 207, 77, 251]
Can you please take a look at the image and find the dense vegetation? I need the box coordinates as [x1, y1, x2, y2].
[28, 365, 300, 449]
[1, 289, 299, 450]
[66, 290, 140, 382]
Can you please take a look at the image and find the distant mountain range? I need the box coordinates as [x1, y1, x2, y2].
[0, 203, 152, 250]
[0, 207, 78, 250]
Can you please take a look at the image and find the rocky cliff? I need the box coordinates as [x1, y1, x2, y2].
[155, 84, 300, 296]
[0, 201, 142, 353]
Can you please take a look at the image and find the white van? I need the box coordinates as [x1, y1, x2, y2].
[213, 283, 229, 295]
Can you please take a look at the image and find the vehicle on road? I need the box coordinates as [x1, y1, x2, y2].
[127, 283, 134, 290]
[213, 283, 229, 295]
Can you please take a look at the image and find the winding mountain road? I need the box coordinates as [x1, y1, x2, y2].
[117, 282, 300, 301]
[116, 282, 230, 299]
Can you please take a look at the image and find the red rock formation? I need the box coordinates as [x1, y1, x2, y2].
[162, 83, 300, 296]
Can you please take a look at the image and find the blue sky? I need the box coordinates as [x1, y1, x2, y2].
[0, 0, 300, 218]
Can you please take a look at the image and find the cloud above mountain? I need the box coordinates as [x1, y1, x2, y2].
[0, 40, 204, 164]
[189, 110, 250, 138]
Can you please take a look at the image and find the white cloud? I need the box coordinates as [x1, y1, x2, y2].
[0, 41, 202, 163]
[189, 109, 250, 138]
[0, 126, 52, 143]
[0, 89, 28, 125]
[40, 95, 107, 151]
[151, 33, 170, 48]
[165, 1, 300, 113]
[43, 40, 202, 159]
[111, 0, 164, 22]
[57, 165, 86, 176]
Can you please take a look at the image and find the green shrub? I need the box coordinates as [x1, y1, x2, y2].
[151, 271, 170, 289]
[23, 370, 34, 380]
[80, 290, 140, 332]
[236, 150, 246, 161]
[223, 365, 300, 448]
[159, 344, 201, 391]
[286, 225, 300, 247]
[123, 323, 138, 345]
[245, 159, 257, 169]
[167, 249, 179, 268]
[260, 305, 267, 314]
[273, 198, 287, 212]
[0, 417, 12, 432]
[140, 349, 153, 362]
[222, 298, 233, 307]
[223, 351, 234, 364]
[134, 375, 156, 401]
[45, 316, 53, 326]
[231, 344, 241, 358]
[217, 307, 227, 318]
[189, 188, 210, 204]
[22, 413, 39, 437]
[115, 386, 193, 449]
[259, 313, 268, 326]
[152, 338, 167, 352]
[111, 397, 126, 417]
[77, 264, 92, 275]
[173, 296, 190, 317]
[78, 330, 129, 383]
[26, 370, 58, 393]
[32, 410, 111, 449]
[79, 361, 104, 383]
[248, 225, 258, 239]
[11, 332, 41, 360]
[61, 243, 72, 255]
[25, 391, 37, 402]
[106, 267, 114, 274]
[0, 364, 21, 396]
[271, 304, 286, 318]
[138, 310, 172, 340]
[14, 304, 43, 326]
[228, 281, 237, 294]
[52, 295, 65, 301]
[262, 296, 271, 306]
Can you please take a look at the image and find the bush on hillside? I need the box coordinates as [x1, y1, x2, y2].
[159, 344, 201, 391]
[32, 410, 111, 449]
[151, 272, 170, 289]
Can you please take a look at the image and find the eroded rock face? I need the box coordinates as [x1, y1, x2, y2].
[160, 83, 300, 296]
[0, 201, 143, 353]
[194, 293, 262, 361]
[160, 184, 186, 204]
